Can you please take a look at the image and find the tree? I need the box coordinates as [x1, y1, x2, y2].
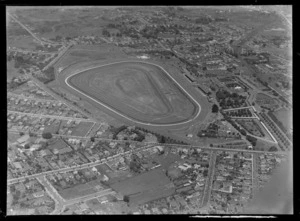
[212, 104, 219, 113]
[102, 29, 110, 37]
[240, 129, 247, 136]
[246, 135, 257, 146]
[19, 131, 25, 136]
[269, 146, 278, 152]
[90, 137, 95, 142]
[42, 132, 52, 139]
[123, 195, 130, 203]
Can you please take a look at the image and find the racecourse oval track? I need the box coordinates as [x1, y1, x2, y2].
[61, 60, 206, 127]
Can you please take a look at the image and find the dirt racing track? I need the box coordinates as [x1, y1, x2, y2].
[59, 60, 209, 127]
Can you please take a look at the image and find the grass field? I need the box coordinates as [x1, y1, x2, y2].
[110, 169, 171, 195]
[273, 107, 292, 130]
[54, 44, 128, 71]
[71, 121, 94, 136]
[255, 93, 279, 109]
[58, 178, 106, 200]
[67, 61, 199, 125]
[8, 132, 21, 143]
[7, 35, 41, 50]
[7, 61, 19, 80]
[110, 168, 174, 205]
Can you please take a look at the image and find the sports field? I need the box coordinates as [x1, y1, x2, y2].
[58, 179, 107, 200]
[110, 168, 175, 206]
[63, 61, 202, 126]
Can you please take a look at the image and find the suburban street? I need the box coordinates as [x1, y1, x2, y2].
[28, 76, 96, 121]
[201, 151, 217, 207]
[8, 110, 93, 122]
[7, 144, 154, 185]
[8, 48, 57, 55]
[8, 92, 56, 102]
[42, 44, 73, 71]
[37, 175, 115, 214]
[8, 13, 61, 46]
[37, 176, 66, 214]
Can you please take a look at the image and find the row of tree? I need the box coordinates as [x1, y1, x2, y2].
[135, 126, 188, 145]
[223, 114, 247, 137]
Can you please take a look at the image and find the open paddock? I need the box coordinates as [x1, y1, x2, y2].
[58, 178, 107, 200]
[110, 168, 174, 205]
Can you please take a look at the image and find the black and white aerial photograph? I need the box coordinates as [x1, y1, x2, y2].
[6, 5, 293, 215]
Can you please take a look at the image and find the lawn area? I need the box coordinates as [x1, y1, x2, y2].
[153, 150, 181, 170]
[58, 178, 106, 200]
[95, 163, 133, 184]
[8, 132, 21, 143]
[253, 139, 279, 152]
[43, 119, 63, 134]
[128, 183, 175, 206]
[71, 121, 94, 137]
[255, 93, 279, 109]
[273, 108, 292, 130]
[110, 168, 171, 196]
[54, 44, 127, 70]
[7, 35, 41, 50]
[110, 168, 174, 206]
[7, 61, 19, 80]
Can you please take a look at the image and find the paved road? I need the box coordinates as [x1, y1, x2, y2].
[63, 189, 115, 207]
[9, 139, 286, 185]
[222, 106, 255, 111]
[7, 145, 153, 185]
[8, 14, 60, 46]
[42, 44, 73, 71]
[8, 125, 288, 155]
[201, 151, 217, 207]
[251, 153, 255, 200]
[278, 11, 292, 28]
[8, 92, 59, 102]
[156, 40, 170, 51]
[229, 116, 259, 120]
[99, 37, 111, 44]
[8, 110, 93, 122]
[29, 76, 94, 120]
[37, 176, 65, 214]
[8, 48, 57, 55]
[37, 175, 114, 214]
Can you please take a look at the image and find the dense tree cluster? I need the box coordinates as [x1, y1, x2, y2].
[216, 90, 247, 109]
[269, 146, 278, 152]
[42, 132, 53, 139]
[42, 66, 56, 84]
[195, 16, 212, 24]
[7, 77, 28, 90]
[102, 29, 111, 37]
[111, 125, 128, 140]
[236, 119, 265, 137]
[129, 153, 143, 173]
[212, 104, 219, 113]
[246, 135, 258, 146]
[224, 108, 252, 117]
[135, 126, 188, 145]
[267, 111, 288, 134]
[223, 114, 247, 137]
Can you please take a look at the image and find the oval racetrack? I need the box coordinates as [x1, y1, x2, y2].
[63, 61, 203, 126]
